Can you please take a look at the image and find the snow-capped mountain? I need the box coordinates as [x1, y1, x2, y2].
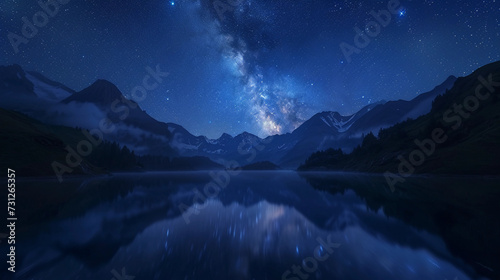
[319, 112, 357, 133]
[0, 64, 457, 168]
[188, 75, 457, 167]
[63, 79, 124, 106]
[25, 71, 74, 102]
[345, 75, 457, 138]
[0, 64, 74, 102]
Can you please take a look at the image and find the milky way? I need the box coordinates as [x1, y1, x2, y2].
[1, 0, 499, 138]
[217, 25, 310, 136]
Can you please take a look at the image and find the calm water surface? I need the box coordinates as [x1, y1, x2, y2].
[5, 171, 500, 280]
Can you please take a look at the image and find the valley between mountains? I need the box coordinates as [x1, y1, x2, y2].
[1, 61, 499, 179]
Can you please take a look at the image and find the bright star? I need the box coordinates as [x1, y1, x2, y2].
[170, 1, 175, 6]
[399, 9, 406, 17]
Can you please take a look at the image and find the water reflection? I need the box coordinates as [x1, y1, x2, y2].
[6, 171, 499, 280]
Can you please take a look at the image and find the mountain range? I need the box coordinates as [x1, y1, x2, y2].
[299, 60, 500, 176]
[0, 64, 458, 170]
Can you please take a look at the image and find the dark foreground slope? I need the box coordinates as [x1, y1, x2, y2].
[299, 61, 500, 175]
[0, 108, 138, 178]
[0, 108, 223, 179]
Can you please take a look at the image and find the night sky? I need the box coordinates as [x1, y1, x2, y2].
[1, 0, 499, 138]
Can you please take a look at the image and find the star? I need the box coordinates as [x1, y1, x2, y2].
[2, 0, 497, 139]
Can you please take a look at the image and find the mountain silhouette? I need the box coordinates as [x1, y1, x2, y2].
[299, 61, 500, 176]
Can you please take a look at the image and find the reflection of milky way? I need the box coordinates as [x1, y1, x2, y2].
[14, 172, 483, 280]
[130, 200, 471, 280]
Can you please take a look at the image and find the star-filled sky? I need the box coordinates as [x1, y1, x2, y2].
[1, 0, 499, 138]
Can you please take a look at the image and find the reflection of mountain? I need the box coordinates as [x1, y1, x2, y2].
[14, 172, 497, 280]
[1, 64, 458, 171]
[300, 61, 500, 175]
[302, 173, 500, 280]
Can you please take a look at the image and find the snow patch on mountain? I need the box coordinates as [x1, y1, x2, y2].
[205, 137, 220, 145]
[321, 113, 357, 133]
[25, 72, 72, 102]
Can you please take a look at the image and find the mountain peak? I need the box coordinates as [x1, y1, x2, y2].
[446, 74, 457, 81]
[437, 75, 458, 89]
[91, 79, 117, 87]
[317, 111, 343, 118]
[87, 79, 122, 97]
[235, 131, 260, 140]
[63, 79, 124, 106]
[219, 133, 233, 139]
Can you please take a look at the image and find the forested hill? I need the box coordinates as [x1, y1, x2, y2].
[299, 61, 500, 177]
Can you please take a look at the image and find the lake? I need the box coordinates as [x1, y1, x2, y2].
[5, 171, 500, 280]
